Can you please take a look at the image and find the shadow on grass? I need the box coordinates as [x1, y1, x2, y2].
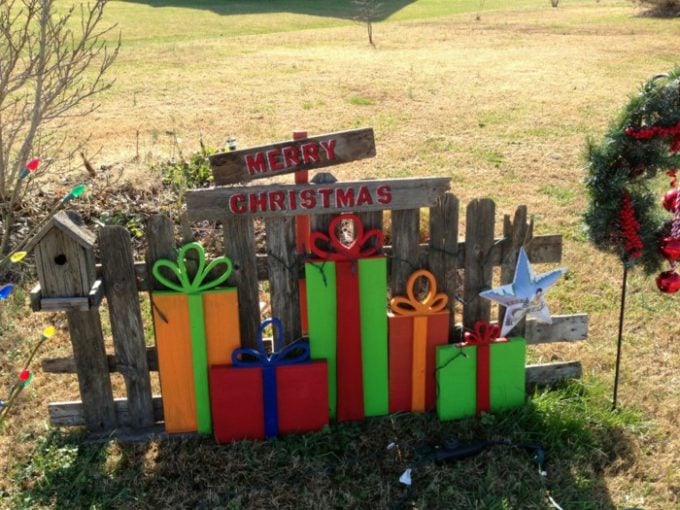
[10, 381, 641, 509]
[117, 0, 417, 22]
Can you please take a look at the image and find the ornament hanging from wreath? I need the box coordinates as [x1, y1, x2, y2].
[585, 69, 680, 293]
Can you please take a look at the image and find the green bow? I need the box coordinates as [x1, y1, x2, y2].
[152, 242, 233, 294]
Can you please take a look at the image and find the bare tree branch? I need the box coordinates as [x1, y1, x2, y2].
[0, 0, 119, 258]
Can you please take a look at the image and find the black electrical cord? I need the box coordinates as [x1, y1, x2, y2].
[392, 439, 564, 510]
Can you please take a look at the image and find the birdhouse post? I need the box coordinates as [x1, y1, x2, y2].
[30, 211, 116, 431]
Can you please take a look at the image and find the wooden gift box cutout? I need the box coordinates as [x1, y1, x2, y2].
[209, 319, 328, 443]
[388, 269, 450, 414]
[305, 213, 389, 422]
[151, 243, 241, 434]
[436, 322, 526, 421]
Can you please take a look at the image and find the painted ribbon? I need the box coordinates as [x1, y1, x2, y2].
[390, 270, 448, 412]
[231, 318, 310, 438]
[390, 270, 448, 316]
[309, 213, 384, 421]
[152, 242, 233, 293]
[463, 320, 508, 416]
[309, 213, 383, 261]
[152, 242, 233, 435]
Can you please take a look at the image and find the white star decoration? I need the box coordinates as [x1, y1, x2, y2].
[480, 247, 566, 337]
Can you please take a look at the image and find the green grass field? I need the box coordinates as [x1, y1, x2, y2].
[1, 0, 679, 508]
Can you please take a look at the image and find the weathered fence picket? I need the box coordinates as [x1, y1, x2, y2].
[99, 226, 155, 429]
[428, 192, 459, 339]
[463, 198, 495, 329]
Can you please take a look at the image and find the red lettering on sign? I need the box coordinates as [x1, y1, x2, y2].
[229, 194, 247, 214]
[269, 191, 285, 211]
[302, 142, 320, 164]
[288, 190, 298, 209]
[320, 139, 337, 160]
[318, 188, 333, 208]
[282, 146, 300, 168]
[245, 153, 267, 175]
[336, 188, 355, 208]
[249, 192, 268, 213]
[377, 185, 392, 205]
[267, 149, 284, 172]
[355, 186, 373, 206]
[300, 189, 316, 209]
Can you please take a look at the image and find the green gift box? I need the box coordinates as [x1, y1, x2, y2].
[436, 321, 526, 421]
[305, 213, 389, 421]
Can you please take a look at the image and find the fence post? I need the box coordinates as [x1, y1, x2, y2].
[100, 226, 155, 428]
[463, 198, 496, 330]
[499, 206, 533, 333]
[222, 216, 260, 348]
[390, 209, 421, 297]
[265, 216, 301, 343]
[428, 192, 459, 339]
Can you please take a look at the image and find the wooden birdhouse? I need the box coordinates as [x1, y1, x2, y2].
[29, 211, 103, 311]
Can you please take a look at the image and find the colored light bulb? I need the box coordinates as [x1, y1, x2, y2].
[61, 184, 86, 203]
[26, 158, 40, 172]
[10, 251, 27, 263]
[0, 284, 14, 300]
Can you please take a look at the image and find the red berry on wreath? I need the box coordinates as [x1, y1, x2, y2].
[663, 188, 679, 212]
[656, 270, 680, 293]
[660, 237, 680, 262]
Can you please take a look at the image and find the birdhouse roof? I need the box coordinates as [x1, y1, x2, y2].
[28, 211, 96, 251]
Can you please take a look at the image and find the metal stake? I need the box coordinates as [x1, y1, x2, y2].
[612, 264, 628, 410]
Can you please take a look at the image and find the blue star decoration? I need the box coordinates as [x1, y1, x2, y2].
[479, 247, 566, 337]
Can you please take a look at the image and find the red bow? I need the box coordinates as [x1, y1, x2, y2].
[463, 320, 507, 346]
[310, 213, 383, 261]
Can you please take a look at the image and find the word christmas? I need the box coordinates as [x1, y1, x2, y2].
[185, 177, 451, 219]
[228, 184, 392, 215]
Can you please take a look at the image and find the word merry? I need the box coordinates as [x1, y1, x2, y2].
[245, 140, 337, 176]
[229, 184, 392, 214]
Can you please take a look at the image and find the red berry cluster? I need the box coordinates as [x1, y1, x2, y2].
[618, 192, 644, 260]
[625, 121, 680, 152]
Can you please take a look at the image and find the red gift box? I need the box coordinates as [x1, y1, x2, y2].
[388, 270, 449, 413]
[209, 319, 328, 443]
[209, 361, 328, 443]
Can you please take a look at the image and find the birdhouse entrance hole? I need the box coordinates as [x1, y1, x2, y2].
[54, 254, 67, 265]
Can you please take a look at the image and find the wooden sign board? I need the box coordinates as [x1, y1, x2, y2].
[186, 177, 451, 220]
[209, 128, 376, 185]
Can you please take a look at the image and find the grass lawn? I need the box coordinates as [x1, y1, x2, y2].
[1, 0, 679, 508]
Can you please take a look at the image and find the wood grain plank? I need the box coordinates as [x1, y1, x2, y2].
[428, 193, 459, 339]
[498, 206, 533, 334]
[210, 127, 376, 185]
[222, 216, 260, 347]
[265, 216, 301, 343]
[463, 199, 496, 329]
[526, 361, 582, 387]
[99, 226, 155, 429]
[48, 396, 164, 427]
[525, 314, 588, 344]
[66, 309, 117, 431]
[186, 177, 450, 220]
[390, 209, 421, 297]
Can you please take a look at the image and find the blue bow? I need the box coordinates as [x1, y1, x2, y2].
[231, 317, 310, 367]
[230, 318, 310, 438]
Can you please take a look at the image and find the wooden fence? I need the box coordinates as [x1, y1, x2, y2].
[30, 191, 587, 438]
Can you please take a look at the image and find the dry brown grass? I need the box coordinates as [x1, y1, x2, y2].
[2, 0, 680, 507]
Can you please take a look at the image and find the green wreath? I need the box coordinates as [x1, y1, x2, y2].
[584, 68, 680, 290]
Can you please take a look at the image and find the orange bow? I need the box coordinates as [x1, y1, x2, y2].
[390, 270, 448, 316]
